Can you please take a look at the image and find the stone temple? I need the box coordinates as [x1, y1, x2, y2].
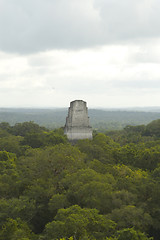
[64, 100, 93, 141]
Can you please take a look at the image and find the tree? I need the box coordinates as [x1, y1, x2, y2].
[136, 146, 160, 170]
[0, 151, 20, 198]
[106, 228, 153, 240]
[145, 119, 160, 138]
[16, 144, 85, 233]
[43, 205, 116, 240]
[108, 205, 152, 232]
[0, 197, 36, 228]
[10, 121, 47, 137]
[76, 133, 118, 164]
[49, 194, 70, 216]
[0, 122, 11, 132]
[62, 168, 115, 213]
[0, 135, 24, 156]
[22, 131, 67, 149]
[0, 218, 35, 240]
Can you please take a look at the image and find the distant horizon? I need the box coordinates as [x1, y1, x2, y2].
[0, 105, 160, 111]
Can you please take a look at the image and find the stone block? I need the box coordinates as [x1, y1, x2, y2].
[64, 100, 93, 141]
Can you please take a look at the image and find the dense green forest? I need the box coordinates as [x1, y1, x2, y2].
[0, 119, 160, 239]
[1, 108, 160, 130]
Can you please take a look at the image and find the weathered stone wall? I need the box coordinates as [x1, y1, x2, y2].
[64, 100, 93, 141]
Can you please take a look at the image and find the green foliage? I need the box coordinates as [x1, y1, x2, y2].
[108, 205, 152, 231]
[0, 120, 160, 239]
[44, 205, 116, 240]
[106, 228, 153, 240]
[49, 194, 69, 215]
[15, 144, 85, 233]
[10, 121, 47, 137]
[0, 122, 11, 132]
[145, 119, 160, 137]
[76, 133, 118, 164]
[0, 135, 24, 156]
[0, 197, 36, 227]
[22, 130, 67, 148]
[62, 169, 115, 213]
[0, 218, 35, 240]
[0, 151, 20, 198]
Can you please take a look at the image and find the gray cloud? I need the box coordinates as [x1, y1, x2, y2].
[0, 0, 160, 54]
[112, 79, 160, 89]
[94, 0, 160, 40]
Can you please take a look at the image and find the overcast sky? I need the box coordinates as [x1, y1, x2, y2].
[0, 0, 160, 108]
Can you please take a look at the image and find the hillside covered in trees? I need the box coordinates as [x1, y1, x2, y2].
[1, 108, 160, 131]
[0, 119, 160, 239]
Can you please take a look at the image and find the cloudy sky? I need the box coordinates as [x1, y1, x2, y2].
[0, 0, 160, 108]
